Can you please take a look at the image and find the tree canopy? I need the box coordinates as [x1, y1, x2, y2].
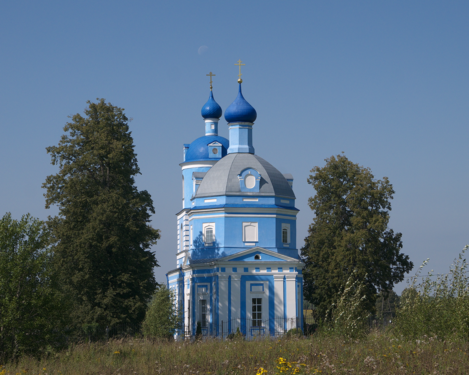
[301, 154, 413, 319]
[0, 213, 69, 363]
[43, 99, 160, 329]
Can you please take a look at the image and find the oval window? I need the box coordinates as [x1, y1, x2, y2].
[245, 174, 256, 189]
[212, 148, 218, 154]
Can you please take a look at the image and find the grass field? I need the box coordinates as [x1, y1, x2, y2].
[1, 331, 468, 375]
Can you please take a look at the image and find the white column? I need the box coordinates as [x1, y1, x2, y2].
[274, 274, 284, 333]
[218, 275, 229, 335]
[285, 274, 297, 330]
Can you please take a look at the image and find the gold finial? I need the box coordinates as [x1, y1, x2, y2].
[235, 59, 245, 83]
[206, 71, 216, 90]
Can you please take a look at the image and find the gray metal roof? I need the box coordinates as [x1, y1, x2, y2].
[194, 153, 295, 199]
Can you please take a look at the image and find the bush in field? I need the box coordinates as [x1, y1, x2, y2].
[394, 245, 469, 340]
[326, 271, 370, 339]
[142, 285, 180, 339]
[286, 328, 303, 337]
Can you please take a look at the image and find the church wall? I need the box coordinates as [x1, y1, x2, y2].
[275, 218, 297, 249]
[182, 166, 212, 209]
[188, 212, 298, 258]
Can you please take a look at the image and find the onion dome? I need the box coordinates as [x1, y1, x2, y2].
[224, 84, 257, 123]
[201, 91, 222, 119]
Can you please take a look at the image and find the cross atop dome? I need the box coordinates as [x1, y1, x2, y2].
[235, 59, 245, 83]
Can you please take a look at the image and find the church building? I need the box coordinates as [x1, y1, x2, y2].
[167, 65, 304, 338]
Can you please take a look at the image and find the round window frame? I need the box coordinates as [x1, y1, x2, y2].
[245, 174, 256, 189]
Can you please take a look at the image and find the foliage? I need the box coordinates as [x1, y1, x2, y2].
[301, 154, 413, 319]
[43, 99, 160, 330]
[195, 321, 203, 339]
[286, 328, 303, 337]
[326, 271, 370, 339]
[0, 213, 70, 363]
[3, 332, 469, 374]
[227, 326, 244, 340]
[394, 245, 469, 340]
[375, 290, 400, 320]
[142, 286, 180, 339]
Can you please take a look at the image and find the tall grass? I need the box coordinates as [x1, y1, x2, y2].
[1, 332, 469, 375]
[393, 245, 469, 340]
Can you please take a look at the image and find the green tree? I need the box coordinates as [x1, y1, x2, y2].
[142, 285, 180, 339]
[43, 99, 160, 330]
[0, 213, 69, 363]
[301, 154, 413, 320]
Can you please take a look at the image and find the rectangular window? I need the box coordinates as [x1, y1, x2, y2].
[281, 223, 290, 244]
[243, 222, 258, 242]
[252, 298, 262, 327]
[200, 300, 207, 328]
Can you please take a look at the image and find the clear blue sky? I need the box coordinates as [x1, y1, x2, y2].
[1, 1, 468, 293]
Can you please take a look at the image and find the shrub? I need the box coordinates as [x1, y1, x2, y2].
[195, 322, 202, 339]
[286, 328, 303, 337]
[393, 245, 469, 340]
[326, 271, 370, 339]
[227, 327, 244, 340]
[142, 285, 180, 339]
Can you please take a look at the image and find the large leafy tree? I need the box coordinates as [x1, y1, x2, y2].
[0, 213, 69, 362]
[43, 99, 160, 329]
[301, 154, 413, 319]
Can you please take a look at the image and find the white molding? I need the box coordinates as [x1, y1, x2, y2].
[189, 214, 297, 221]
[189, 206, 298, 216]
[180, 162, 216, 171]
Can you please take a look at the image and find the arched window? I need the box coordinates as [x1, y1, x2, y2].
[254, 254, 261, 260]
[203, 223, 215, 245]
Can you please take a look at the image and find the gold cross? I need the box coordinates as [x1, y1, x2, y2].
[235, 59, 245, 83]
[206, 72, 216, 90]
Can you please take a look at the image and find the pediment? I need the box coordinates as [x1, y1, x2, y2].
[221, 247, 299, 262]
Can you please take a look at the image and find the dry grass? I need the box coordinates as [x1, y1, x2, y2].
[1, 331, 469, 374]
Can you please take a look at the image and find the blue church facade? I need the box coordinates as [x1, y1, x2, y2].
[167, 75, 304, 338]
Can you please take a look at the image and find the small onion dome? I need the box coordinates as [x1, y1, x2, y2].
[201, 91, 223, 119]
[224, 84, 257, 123]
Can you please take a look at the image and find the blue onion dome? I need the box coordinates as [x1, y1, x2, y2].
[201, 91, 222, 119]
[185, 135, 229, 162]
[224, 84, 257, 123]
